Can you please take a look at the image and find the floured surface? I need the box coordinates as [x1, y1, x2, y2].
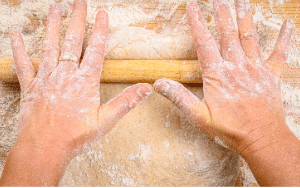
[0, 82, 240, 186]
[0, 0, 299, 186]
[0, 83, 20, 175]
[60, 84, 239, 186]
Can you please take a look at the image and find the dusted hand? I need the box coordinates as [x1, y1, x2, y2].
[154, 0, 300, 186]
[0, 0, 152, 186]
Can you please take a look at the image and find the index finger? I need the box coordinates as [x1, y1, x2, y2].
[11, 31, 36, 92]
[187, 0, 222, 70]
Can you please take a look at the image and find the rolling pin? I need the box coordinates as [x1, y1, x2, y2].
[0, 58, 299, 83]
[0, 58, 202, 83]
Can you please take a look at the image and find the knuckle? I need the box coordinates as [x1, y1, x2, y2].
[64, 34, 82, 45]
[86, 47, 104, 57]
[240, 30, 259, 42]
[41, 41, 59, 53]
[172, 94, 182, 107]
[221, 26, 238, 37]
[195, 31, 212, 42]
[168, 85, 183, 107]
[122, 95, 134, 112]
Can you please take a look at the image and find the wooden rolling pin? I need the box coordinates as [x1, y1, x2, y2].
[0, 58, 202, 83]
[0, 58, 299, 83]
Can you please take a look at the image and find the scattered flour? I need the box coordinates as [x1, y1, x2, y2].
[128, 142, 152, 162]
[164, 139, 170, 148]
[0, 0, 299, 187]
[281, 83, 300, 115]
[0, 83, 20, 174]
[239, 157, 259, 187]
[286, 115, 300, 139]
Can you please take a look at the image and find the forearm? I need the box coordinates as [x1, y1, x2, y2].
[0, 139, 71, 186]
[240, 127, 300, 186]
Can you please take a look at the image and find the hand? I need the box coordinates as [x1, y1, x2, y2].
[0, 0, 152, 186]
[154, 0, 300, 185]
[155, 0, 293, 154]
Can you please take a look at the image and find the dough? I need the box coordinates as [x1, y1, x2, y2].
[59, 83, 239, 186]
[105, 27, 198, 60]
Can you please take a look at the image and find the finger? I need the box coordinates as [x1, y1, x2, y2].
[187, 0, 222, 70]
[37, 3, 62, 79]
[100, 83, 153, 133]
[59, 0, 87, 71]
[235, 0, 261, 62]
[267, 19, 294, 77]
[80, 10, 109, 82]
[214, 0, 244, 62]
[153, 78, 213, 133]
[10, 31, 36, 91]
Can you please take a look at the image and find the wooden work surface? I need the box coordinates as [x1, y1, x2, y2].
[0, 0, 299, 187]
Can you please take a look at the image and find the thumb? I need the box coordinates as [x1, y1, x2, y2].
[267, 19, 294, 77]
[153, 78, 212, 131]
[99, 83, 153, 133]
[11, 31, 36, 93]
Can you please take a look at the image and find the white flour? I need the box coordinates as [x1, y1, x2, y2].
[0, 0, 299, 186]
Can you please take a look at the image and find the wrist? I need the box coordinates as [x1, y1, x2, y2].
[237, 129, 300, 186]
[236, 123, 293, 157]
[240, 129, 294, 158]
[0, 138, 71, 186]
[237, 122, 293, 157]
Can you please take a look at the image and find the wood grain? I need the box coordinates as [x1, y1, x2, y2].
[0, 58, 202, 83]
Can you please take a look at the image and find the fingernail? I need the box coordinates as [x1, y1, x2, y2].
[186, 0, 201, 23]
[10, 30, 19, 39]
[187, 0, 197, 7]
[10, 31, 21, 48]
[74, 0, 86, 7]
[50, 2, 62, 13]
[154, 78, 179, 97]
[187, 0, 199, 12]
[285, 19, 295, 29]
[97, 9, 108, 17]
[153, 78, 168, 92]
[96, 9, 109, 25]
[138, 84, 153, 98]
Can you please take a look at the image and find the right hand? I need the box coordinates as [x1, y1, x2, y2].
[10, 0, 152, 166]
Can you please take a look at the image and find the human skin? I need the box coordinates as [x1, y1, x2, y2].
[0, 0, 152, 186]
[154, 0, 300, 186]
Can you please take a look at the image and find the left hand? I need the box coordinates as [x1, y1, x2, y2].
[154, 0, 294, 154]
